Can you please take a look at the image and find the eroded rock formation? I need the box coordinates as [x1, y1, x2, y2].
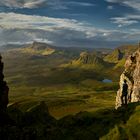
[0, 54, 9, 111]
[116, 46, 140, 109]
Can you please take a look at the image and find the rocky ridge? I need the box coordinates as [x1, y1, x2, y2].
[70, 51, 108, 68]
[116, 45, 140, 108]
[104, 48, 123, 63]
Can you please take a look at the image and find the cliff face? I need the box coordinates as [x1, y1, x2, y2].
[104, 49, 123, 63]
[71, 52, 107, 69]
[116, 48, 140, 109]
[0, 55, 9, 111]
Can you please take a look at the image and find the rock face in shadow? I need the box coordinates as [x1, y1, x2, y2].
[116, 47, 140, 109]
[0, 55, 9, 111]
[104, 48, 123, 63]
[4, 101, 59, 140]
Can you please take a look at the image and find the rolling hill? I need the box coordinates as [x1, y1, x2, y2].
[0, 42, 139, 140]
[1, 42, 138, 118]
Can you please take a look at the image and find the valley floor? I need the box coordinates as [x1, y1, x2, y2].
[9, 84, 116, 118]
[2, 50, 119, 118]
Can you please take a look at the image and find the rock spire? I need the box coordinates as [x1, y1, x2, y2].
[0, 54, 9, 111]
[116, 44, 140, 109]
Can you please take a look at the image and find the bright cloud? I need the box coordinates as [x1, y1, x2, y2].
[0, 0, 95, 9]
[0, 12, 109, 38]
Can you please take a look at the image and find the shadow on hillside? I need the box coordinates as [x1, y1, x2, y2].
[0, 102, 139, 140]
[57, 102, 140, 140]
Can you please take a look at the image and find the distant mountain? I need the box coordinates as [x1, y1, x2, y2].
[74, 52, 104, 64]
[2, 42, 138, 72]
[65, 51, 111, 69]
[104, 49, 123, 63]
[18, 41, 55, 56]
[117, 44, 138, 55]
[104, 44, 138, 65]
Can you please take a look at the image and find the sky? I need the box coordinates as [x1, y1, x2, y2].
[0, 0, 140, 48]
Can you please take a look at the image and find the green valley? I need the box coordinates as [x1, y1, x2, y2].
[1, 42, 137, 119]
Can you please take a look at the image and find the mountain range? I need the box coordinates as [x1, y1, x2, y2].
[1, 41, 138, 118]
[0, 42, 139, 139]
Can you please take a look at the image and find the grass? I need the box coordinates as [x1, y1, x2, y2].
[101, 102, 140, 140]
[8, 83, 116, 119]
[7, 73, 117, 118]
[2, 50, 122, 119]
[56, 102, 140, 140]
[1, 46, 139, 140]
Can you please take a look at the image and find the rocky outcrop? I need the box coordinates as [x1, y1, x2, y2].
[0, 55, 9, 111]
[104, 49, 123, 63]
[116, 47, 140, 109]
[71, 52, 107, 67]
[79, 52, 105, 64]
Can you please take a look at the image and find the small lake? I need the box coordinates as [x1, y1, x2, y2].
[102, 79, 112, 83]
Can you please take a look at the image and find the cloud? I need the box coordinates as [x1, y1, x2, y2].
[23, 0, 47, 8]
[47, 0, 95, 10]
[107, 5, 114, 10]
[111, 14, 140, 27]
[65, 1, 95, 7]
[0, 0, 47, 8]
[0, 0, 95, 9]
[0, 12, 139, 47]
[111, 17, 138, 27]
[0, 0, 47, 9]
[105, 0, 140, 11]
[0, 12, 106, 37]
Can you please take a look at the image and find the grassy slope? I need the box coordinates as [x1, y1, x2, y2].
[101, 103, 140, 140]
[2, 50, 121, 118]
[0, 45, 139, 139]
[57, 102, 140, 140]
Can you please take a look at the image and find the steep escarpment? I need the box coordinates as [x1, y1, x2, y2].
[70, 52, 110, 69]
[104, 45, 137, 68]
[78, 52, 104, 64]
[116, 47, 140, 108]
[104, 49, 123, 63]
